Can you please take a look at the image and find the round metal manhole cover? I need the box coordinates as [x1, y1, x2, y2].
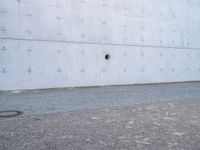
[0, 110, 23, 118]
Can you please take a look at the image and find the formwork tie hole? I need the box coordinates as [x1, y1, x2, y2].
[105, 54, 111, 60]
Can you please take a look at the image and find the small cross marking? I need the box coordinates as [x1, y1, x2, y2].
[1, 68, 7, 74]
[1, 46, 7, 52]
[80, 33, 85, 39]
[26, 29, 32, 35]
[0, 26, 7, 34]
[57, 68, 62, 73]
[27, 68, 32, 74]
[56, 16, 62, 21]
[26, 48, 32, 53]
[26, 12, 32, 18]
[0, 9, 7, 14]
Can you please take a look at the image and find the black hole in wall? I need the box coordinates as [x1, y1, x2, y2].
[105, 54, 110, 60]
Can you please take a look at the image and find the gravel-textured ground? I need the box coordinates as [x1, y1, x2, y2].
[0, 100, 200, 150]
[0, 82, 200, 150]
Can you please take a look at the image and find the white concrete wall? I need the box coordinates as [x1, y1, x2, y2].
[0, 0, 200, 90]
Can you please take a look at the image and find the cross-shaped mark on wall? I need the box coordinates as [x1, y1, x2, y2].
[0, 9, 7, 14]
[102, 3, 107, 7]
[57, 68, 62, 73]
[1, 46, 7, 52]
[80, 33, 85, 39]
[26, 29, 32, 35]
[80, 19, 85, 24]
[26, 12, 32, 18]
[81, 50, 85, 54]
[56, 16, 62, 21]
[79, 0, 86, 4]
[56, 4, 61, 8]
[1, 68, 7, 74]
[102, 21, 107, 25]
[102, 69, 106, 73]
[80, 69, 85, 73]
[27, 68, 33, 74]
[123, 24, 128, 28]
[102, 36, 107, 40]
[57, 32, 62, 37]
[0, 26, 7, 34]
[26, 48, 32, 53]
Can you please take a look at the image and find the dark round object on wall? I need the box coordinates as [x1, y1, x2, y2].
[105, 54, 111, 60]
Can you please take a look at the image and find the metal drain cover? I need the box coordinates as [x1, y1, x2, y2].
[0, 110, 23, 118]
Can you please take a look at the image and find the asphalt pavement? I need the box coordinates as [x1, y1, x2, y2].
[0, 82, 200, 116]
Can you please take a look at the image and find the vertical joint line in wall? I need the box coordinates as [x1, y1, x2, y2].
[17, 0, 21, 34]
[140, 0, 145, 43]
[141, 0, 144, 18]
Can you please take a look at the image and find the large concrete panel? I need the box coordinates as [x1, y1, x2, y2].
[0, 0, 200, 90]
